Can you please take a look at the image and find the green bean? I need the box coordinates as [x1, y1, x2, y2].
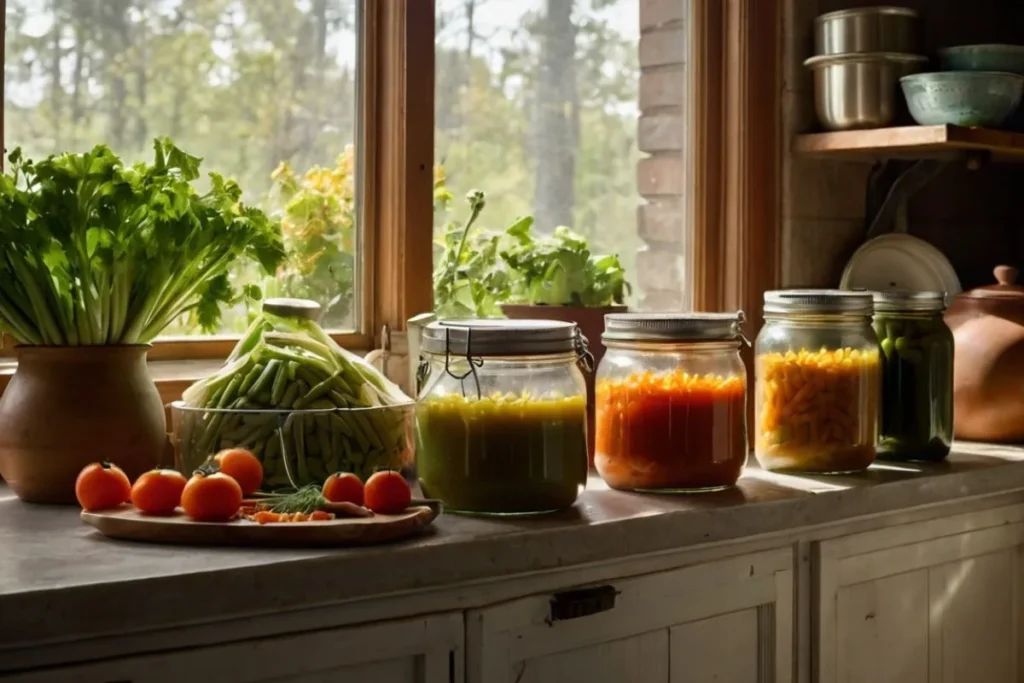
[354, 411, 384, 450]
[247, 359, 281, 399]
[278, 383, 299, 409]
[271, 361, 292, 404]
[293, 373, 340, 409]
[238, 363, 265, 396]
[308, 458, 327, 481]
[317, 426, 332, 464]
[296, 426, 309, 482]
[329, 413, 354, 438]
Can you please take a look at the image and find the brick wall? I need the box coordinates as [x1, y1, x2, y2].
[636, 0, 688, 311]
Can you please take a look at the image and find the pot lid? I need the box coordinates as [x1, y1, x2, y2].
[961, 266, 1024, 301]
[421, 319, 581, 357]
[603, 312, 745, 343]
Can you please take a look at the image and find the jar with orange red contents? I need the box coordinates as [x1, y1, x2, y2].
[595, 312, 749, 492]
[755, 290, 881, 474]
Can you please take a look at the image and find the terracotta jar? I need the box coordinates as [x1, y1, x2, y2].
[0, 346, 166, 504]
[945, 266, 1024, 443]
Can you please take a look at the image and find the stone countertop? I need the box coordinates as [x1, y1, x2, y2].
[3, 442, 1024, 654]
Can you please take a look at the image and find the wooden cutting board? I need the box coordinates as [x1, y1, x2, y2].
[81, 504, 440, 548]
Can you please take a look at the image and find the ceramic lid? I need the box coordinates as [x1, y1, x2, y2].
[960, 266, 1024, 301]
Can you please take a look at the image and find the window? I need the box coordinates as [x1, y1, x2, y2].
[4, 0, 366, 352]
[1, 0, 779, 369]
[433, 0, 643, 311]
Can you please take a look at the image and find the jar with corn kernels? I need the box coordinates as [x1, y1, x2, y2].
[754, 290, 881, 474]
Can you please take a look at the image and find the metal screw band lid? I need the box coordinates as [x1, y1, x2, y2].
[764, 289, 873, 315]
[421, 319, 580, 357]
[872, 289, 945, 313]
[603, 312, 745, 343]
[262, 298, 322, 321]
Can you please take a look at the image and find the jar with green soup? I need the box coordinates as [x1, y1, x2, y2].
[871, 290, 953, 461]
[415, 319, 591, 516]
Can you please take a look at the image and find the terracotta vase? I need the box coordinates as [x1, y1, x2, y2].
[945, 265, 1024, 443]
[0, 346, 166, 504]
[501, 304, 627, 466]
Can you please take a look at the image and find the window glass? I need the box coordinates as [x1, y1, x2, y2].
[3, 0, 360, 333]
[433, 0, 640, 315]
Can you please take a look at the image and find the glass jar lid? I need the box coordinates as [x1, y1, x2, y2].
[421, 319, 581, 357]
[872, 289, 945, 313]
[262, 298, 322, 321]
[764, 289, 873, 315]
[603, 312, 745, 343]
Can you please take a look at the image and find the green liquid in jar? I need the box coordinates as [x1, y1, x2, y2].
[872, 313, 954, 462]
[415, 392, 588, 515]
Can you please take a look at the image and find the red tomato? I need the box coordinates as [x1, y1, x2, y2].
[131, 469, 188, 516]
[214, 448, 263, 496]
[75, 462, 131, 512]
[364, 471, 411, 514]
[322, 472, 364, 505]
[181, 472, 243, 522]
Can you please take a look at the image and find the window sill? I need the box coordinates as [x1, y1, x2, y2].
[0, 359, 226, 407]
[0, 341, 410, 408]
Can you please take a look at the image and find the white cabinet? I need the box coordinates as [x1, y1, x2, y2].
[4, 613, 463, 683]
[467, 548, 794, 683]
[815, 504, 1024, 683]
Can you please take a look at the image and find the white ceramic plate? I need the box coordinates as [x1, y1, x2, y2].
[840, 234, 962, 300]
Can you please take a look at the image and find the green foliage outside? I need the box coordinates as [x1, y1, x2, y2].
[5, 0, 640, 334]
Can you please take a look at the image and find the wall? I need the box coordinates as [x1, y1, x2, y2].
[781, 0, 1024, 291]
[636, 0, 689, 310]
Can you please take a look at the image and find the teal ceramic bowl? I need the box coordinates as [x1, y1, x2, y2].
[938, 45, 1024, 76]
[900, 71, 1024, 127]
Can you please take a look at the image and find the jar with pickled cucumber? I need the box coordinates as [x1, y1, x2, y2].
[872, 291, 953, 461]
[755, 290, 881, 473]
[415, 319, 591, 516]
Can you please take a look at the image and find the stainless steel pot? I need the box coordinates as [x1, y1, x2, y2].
[805, 52, 926, 130]
[814, 6, 918, 55]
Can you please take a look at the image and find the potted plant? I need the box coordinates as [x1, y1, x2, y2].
[0, 139, 284, 503]
[432, 191, 631, 464]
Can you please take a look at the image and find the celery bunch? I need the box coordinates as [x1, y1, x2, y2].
[0, 139, 284, 344]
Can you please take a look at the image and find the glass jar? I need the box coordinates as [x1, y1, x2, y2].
[415, 319, 590, 516]
[755, 290, 881, 473]
[595, 312, 748, 492]
[872, 291, 953, 462]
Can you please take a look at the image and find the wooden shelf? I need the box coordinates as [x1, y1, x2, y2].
[793, 125, 1024, 162]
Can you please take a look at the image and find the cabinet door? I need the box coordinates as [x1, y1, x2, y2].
[815, 504, 1024, 683]
[467, 548, 794, 683]
[4, 613, 463, 683]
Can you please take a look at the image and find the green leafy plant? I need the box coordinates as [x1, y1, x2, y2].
[266, 148, 356, 328]
[0, 138, 285, 345]
[501, 223, 630, 307]
[431, 189, 631, 317]
[432, 190, 514, 319]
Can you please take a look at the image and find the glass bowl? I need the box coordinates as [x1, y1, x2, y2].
[170, 401, 416, 489]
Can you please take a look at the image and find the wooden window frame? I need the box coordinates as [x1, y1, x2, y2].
[1, 0, 435, 363]
[691, 0, 781, 327]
